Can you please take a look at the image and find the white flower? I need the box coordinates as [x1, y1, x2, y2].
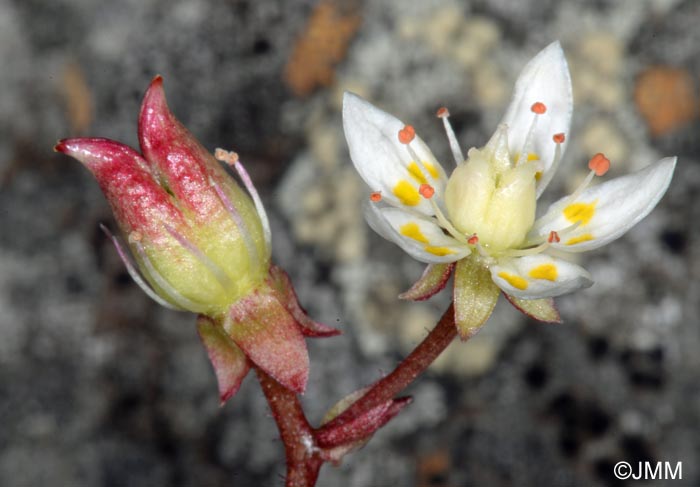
[343, 42, 676, 334]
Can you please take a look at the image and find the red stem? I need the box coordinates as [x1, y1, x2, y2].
[256, 369, 322, 487]
[258, 304, 458, 486]
[316, 303, 456, 435]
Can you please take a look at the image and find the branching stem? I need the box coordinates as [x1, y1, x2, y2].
[257, 304, 459, 486]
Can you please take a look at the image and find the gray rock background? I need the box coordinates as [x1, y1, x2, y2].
[1, 0, 699, 486]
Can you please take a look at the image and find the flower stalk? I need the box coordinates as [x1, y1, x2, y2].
[257, 304, 458, 487]
[316, 304, 456, 434]
[256, 369, 323, 487]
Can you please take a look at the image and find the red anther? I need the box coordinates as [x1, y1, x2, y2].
[531, 102, 547, 114]
[398, 125, 416, 144]
[467, 234, 479, 245]
[436, 107, 450, 118]
[369, 191, 382, 202]
[548, 231, 561, 243]
[588, 152, 611, 176]
[419, 184, 435, 199]
[553, 133, 566, 144]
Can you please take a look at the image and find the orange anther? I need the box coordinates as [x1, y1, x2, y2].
[369, 191, 382, 202]
[531, 102, 547, 114]
[214, 148, 240, 166]
[588, 152, 611, 176]
[419, 184, 435, 199]
[553, 133, 566, 144]
[398, 125, 416, 144]
[467, 234, 479, 245]
[548, 231, 561, 243]
[436, 107, 450, 118]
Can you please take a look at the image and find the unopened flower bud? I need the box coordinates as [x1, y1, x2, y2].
[56, 77, 270, 316]
[57, 76, 341, 398]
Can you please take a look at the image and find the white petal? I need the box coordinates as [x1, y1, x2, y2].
[364, 203, 469, 264]
[499, 41, 573, 197]
[343, 92, 448, 215]
[531, 157, 677, 252]
[490, 254, 593, 299]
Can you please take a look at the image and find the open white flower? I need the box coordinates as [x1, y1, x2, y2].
[343, 42, 676, 336]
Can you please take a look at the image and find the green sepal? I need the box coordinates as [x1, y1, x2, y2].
[453, 256, 500, 339]
[503, 293, 562, 323]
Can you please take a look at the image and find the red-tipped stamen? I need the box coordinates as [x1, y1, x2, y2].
[516, 104, 547, 167]
[398, 125, 416, 145]
[370, 191, 382, 202]
[467, 234, 479, 245]
[531, 102, 547, 114]
[588, 152, 610, 176]
[535, 133, 565, 196]
[554, 152, 611, 206]
[436, 106, 464, 165]
[548, 231, 561, 243]
[546, 153, 611, 214]
[419, 184, 435, 199]
[215, 148, 272, 248]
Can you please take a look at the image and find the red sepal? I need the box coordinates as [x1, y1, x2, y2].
[54, 138, 185, 238]
[197, 315, 250, 405]
[315, 396, 411, 449]
[138, 76, 232, 221]
[314, 386, 411, 464]
[267, 265, 341, 338]
[225, 289, 310, 394]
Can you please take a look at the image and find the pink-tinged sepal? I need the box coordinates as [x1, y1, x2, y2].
[54, 138, 185, 238]
[225, 289, 310, 394]
[197, 315, 251, 405]
[267, 265, 341, 338]
[503, 293, 562, 324]
[315, 387, 412, 464]
[399, 263, 455, 301]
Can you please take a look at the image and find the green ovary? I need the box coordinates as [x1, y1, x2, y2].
[445, 149, 537, 251]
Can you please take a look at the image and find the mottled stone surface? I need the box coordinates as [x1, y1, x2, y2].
[1, 0, 699, 486]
